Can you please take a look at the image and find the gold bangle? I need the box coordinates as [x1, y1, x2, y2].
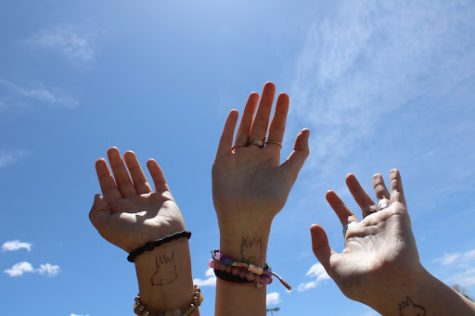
[134, 285, 203, 316]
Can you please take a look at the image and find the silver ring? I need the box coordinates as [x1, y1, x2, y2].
[248, 138, 266, 148]
[378, 198, 390, 210]
[266, 140, 282, 148]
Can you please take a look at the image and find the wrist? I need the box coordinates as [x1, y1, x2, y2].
[363, 265, 432, 315]
[219, 226, 271, 266]
[134, 238, 194, 313]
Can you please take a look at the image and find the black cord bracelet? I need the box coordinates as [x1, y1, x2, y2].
[213, 269, 254, 284]
[127, 230, 192, 262]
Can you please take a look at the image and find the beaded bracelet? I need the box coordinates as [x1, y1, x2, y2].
[133, 284, 203, 316]
[127, 231, 192, 262]
[210, 249, 291, 290]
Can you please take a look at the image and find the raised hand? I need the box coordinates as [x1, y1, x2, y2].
[311, 169, 422, 308]
[212, 82, 309, 264]
[89, 147, 185, 253]
[89, 148, 197, 314]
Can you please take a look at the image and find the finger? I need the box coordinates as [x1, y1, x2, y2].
[267, 93, 289, 147]
[310, 224, 335, 274]
[389, 168, 406, 205]
[372, 173, 390, 200]
[216, 110, 239, 156]
[249, 82, 276, 142]
[346, 173, 376, 217]
[325, 190, 355, 225]
[107, 147, 137, 197]
[124, 151, 152, 194]
[280, 129, 310, 182]
[88, 194, 110, 228]
[95, 158, 122, 203]
[147, 159, 170, 192]
[234, 93, 259, 147]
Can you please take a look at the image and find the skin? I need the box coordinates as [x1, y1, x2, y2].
[213, 82, 310, 316]
[89, 147, 197, 315]
[311, 169, 475, 315]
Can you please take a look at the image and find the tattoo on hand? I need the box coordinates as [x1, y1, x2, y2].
[151, 251, 178, 286]
[240, 235, 263, 263]
[398, 296, 426, 316]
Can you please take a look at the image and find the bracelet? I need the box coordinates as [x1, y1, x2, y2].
[210, 249, 291, 290]
[127, 231, 192, 262]
[133, 284, 203, 316]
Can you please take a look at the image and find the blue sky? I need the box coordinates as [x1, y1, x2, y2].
[1, 0, 474, 315]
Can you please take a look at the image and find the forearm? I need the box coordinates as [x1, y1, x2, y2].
[368, 268, 475, 316]
[215, 224, 271, 316]
[134, 239, 199, 315]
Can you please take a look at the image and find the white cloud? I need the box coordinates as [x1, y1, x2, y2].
[1, 240, 32, 252]
[0, 79, 77, 111]
[4, 261, 34, 277]
[193, 268, 216, 287]
[37, 263, 60, 277]
[298, 263, 330, 292]
[291, 0, 475, 172]
[27, 25, 97, 63]
[70, 313, 90, 316]
[266, 292, 281, 306]
[436, 253, 462, 266]
[448, 268, 475, 288]
[435, 248, 475, 267]
[0, 151, 28, 168]
[4, 261, 61, 278]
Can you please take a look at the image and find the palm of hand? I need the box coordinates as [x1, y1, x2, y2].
[89, 148, 185, 253]
[331, 203, 419, 300]
[213, 148, 290, 223]
[312, 170, 422, 304]
[212, 83, 309, 229]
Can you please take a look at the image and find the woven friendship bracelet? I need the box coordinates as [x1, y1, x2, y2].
[210, 249, 292, 290]
[127, 231, 192, 262]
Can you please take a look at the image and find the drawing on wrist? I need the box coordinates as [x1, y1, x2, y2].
[240, 235, 263, 263]
[151, 251, 178, 286]
[398, 296, 426, 316]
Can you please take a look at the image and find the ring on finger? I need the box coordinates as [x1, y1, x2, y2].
[248, 138, 266, 148]
[266, 140, 282, 147]
[378, 197, 390, 210]
[364, 204, 379, 218]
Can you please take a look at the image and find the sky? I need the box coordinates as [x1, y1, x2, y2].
[1, 0, 474, 315]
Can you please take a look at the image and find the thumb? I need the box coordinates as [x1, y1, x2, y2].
[88, 194, 110, 227]
[281, 128, 310, 182]
[310, 224, 334, 274]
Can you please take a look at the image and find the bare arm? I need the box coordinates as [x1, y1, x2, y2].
[311, 169, 475, 315]
[89, 147, 199, 315]
[213, 82, 309, 316]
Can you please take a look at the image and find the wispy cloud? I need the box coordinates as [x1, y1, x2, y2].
[266, 292, 281, 306]
[70, 314, 90, 316]
[0, 151, 28, 168]
[292, 0, 475, 172]
[4, 261, 60, 277]
[448, 268, 475, 288]
[435, 249, 475, 267]
[0, 79, 77, 111]
[2, 240, 32, 252]
[27, 24, 99, 63]
[193, 267, 216, 287]
[297, 263, 330, 292]
[434, 248, 475, 288]
[37, 263, 61, 277]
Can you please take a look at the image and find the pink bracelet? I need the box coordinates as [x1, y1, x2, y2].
[210, 250, 291, 290]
